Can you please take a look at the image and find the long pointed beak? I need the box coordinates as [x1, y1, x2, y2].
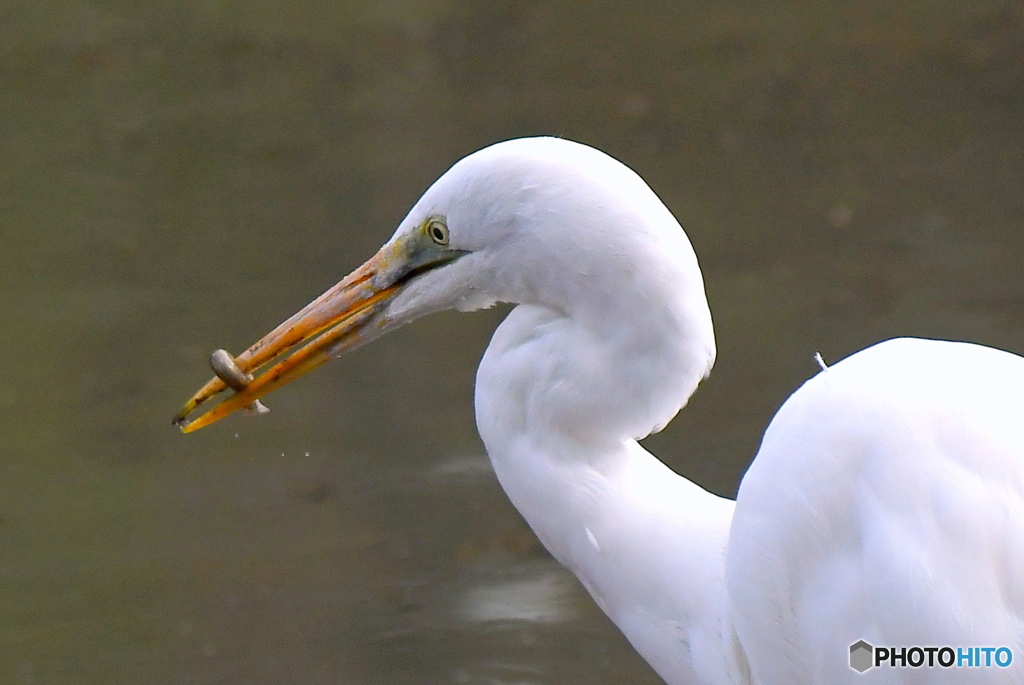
[174, 243, 405, 433]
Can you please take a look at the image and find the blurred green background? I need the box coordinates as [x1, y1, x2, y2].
[2, 1, 1023, 683]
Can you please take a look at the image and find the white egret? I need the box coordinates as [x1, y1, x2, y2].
[175, 137, 1024, 684]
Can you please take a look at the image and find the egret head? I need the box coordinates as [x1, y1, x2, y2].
[173, 137, 714, 432]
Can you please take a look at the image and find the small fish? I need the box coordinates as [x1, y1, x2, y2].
[210, 349, 270, 416]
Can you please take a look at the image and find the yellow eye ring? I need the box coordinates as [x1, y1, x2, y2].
[427, 219, 449, 245]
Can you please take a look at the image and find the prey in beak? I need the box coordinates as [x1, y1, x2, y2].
[173, 217, 464, 433]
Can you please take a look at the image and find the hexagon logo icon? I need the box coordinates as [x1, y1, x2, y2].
[850, 640, 874, 673]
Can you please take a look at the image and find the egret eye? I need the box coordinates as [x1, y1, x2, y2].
[427, 219, 449, 245]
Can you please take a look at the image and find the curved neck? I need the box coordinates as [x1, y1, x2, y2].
[475, 305, 746, 685]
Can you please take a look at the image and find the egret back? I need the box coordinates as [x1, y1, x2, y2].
[728, 338, 1024, 684]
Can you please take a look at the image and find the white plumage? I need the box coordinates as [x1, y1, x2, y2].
[179, 137, 1024, 684]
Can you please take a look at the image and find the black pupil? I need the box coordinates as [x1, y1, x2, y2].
[432, 226, 444, 241]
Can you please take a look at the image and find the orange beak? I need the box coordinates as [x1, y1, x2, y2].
[173, 242, 408, 433]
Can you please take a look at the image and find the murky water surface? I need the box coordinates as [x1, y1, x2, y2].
[2, 1, 1023, 683]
